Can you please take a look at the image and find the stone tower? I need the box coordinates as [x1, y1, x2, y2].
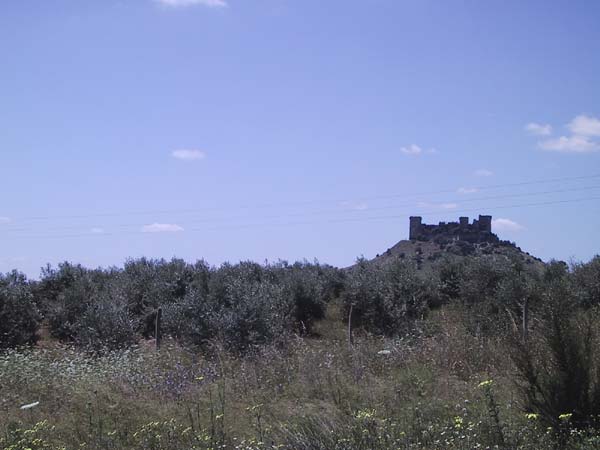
[409, 216, 422, 240]
[478, 215, 492, 233]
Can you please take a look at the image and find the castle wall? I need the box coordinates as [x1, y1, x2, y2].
[408, 215, 495, 243]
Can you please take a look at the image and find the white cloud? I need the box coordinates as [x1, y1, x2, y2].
[492, 218, 524, 232]
[416, 202, 458, 210]
[141, 223, 185, 233]
[340, 201, 368, 211]
[400, 144, 423, 155]
[90, 228, 105, 234]
[568, 115, 600, 137]
[457, 187, 479, 194]
[527, 115, 600, 154]
[172, 149, 206, 161]
[474, 169, 493, 177]
[525, 122, 552, 136]
[400, 144, 437, 156]
[0, 216, 11, 224]
[538, 135, 600, 153]
[155, 0, 227, 8]
[441, 203, 458, 210]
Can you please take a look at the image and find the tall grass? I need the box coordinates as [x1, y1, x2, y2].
[2, 312, 600, 449]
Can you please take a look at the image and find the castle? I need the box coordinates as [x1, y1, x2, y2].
[409, 215, 496, 244]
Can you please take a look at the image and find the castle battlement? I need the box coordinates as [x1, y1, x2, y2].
[409, 215, 496, 244]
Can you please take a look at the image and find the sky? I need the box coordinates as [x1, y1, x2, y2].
[1, 0, 599, 278]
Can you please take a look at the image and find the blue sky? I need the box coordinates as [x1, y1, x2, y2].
[1, 0, 599, 278]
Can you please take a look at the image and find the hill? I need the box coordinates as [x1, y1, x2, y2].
[368, 214, 544, 271]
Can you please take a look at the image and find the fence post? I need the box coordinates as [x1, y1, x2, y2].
[155, 307, 162, 350]
[522, 298, 529, 342]
[347, 304, 354, 347]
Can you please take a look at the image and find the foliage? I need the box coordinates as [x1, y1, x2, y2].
[4, 252, 600, 448]
[571, 255, 600, 308]
[33, 258, 337, 353]
[118, 258, 202, 336]
[511, 267, 600, 434]
[41, 263, 113, 342]
[341, 258, 433, 335]
[0, 271, 40, 349]
[73, 290, 138, 351]
[162, 260, 339, 352]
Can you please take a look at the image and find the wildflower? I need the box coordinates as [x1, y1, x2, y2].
[454, 416, 464, 429]
[377, 350, 391, 355]
[355, 409, 376, 420]
[478, 380, 493, 389]
[559, 413, 573, 421]
[20, 401, 40, 410]
[525, 413, 539, 420]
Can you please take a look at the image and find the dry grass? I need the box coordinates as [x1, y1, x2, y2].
[0, 303, 597, 449]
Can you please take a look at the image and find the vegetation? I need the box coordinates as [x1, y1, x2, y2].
[0, 254, 599, 449]
[0, 271, 40, 349]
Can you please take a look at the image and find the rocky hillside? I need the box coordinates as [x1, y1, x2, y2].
[369, 236, 544, 272]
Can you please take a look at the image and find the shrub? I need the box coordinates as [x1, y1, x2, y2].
[0, 271, 40, 349]
[44, 265, 109, 341]
[161, 287, 214, 345]
[571, 255, 600, 308]
[33, 262, 114, 314]
[164, 273, 293, 352]
[117, 258, 200, 336]
[342, 258, 431, 335]
[35, 258, 337, 352]
[511, 274, 600, 434]
[275, 261, 334, 333]
[73, 290, 139, 351]
[40, 265, 138, 351]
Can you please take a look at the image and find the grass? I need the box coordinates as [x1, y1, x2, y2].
[1, 303, 600, 449]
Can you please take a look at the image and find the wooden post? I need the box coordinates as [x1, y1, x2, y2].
[347, 304, 354, 347]
[522, 298, 529, 342]
[155, 307, 162, 350]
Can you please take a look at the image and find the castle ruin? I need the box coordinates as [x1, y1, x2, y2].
[409, 215, 497, 244]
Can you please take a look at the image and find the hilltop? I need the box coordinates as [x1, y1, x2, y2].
[369, 215, 544, 271]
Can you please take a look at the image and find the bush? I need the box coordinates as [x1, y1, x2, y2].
[44, 265, 110, 342]
[164, 262, 296, 352]
[571, 255, 600, 308]
[73, 290, 139, 351]
[511, 274, 600, 434]
[434, 255, 543, 337]
[275, 261, 335, 333]
[40, 265, 137, 351]
[342, 258, 432, 335]
[33, 262, 111, 317]
[0, 271, 40, 349]
[35, 259, 336, 352]
[161, 287, 214, 345]
[117, 258, 201, 336]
